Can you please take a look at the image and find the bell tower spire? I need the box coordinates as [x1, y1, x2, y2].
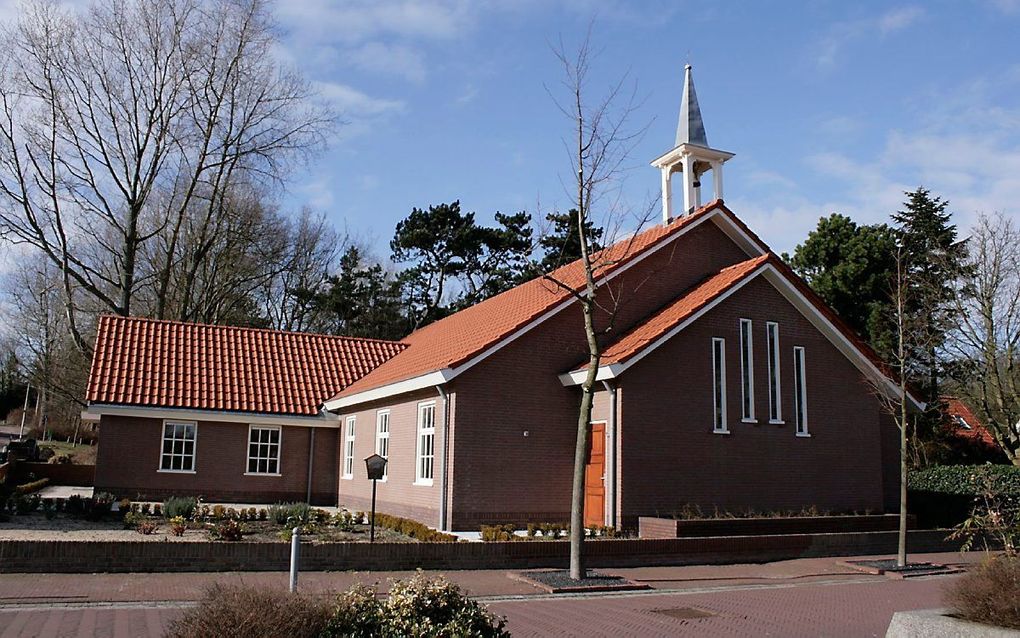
[652, 64, 733, 223]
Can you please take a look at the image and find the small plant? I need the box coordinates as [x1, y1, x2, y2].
[526, 523, 538, 538]
[12, 493, 39, 515]
[354, 511, 366, 524]
[247, 507, 257, 521]
[208, 519, 245, 541]
[226, 507, 239, 520]
[946, 555, 1020, 630]
[378, 572, 509, 637]
[141, 503, 152, 515]
[480, 524, 515, 542]
[268, 502, 313, 526]
[42, 500, 56, 520]
[169, 516, 188, 537]
[123, 511, 147, 529]
[66, 494, 85, 515]
[152, 503, 162, 517]
[136, 519, 158, 535]
[166, 584, 332, 638]
[330, 511, 355, 532]
[162, 496, 195, 520]
[258, 508, 268, 521]
[211, 504, 226, 519]
[117, 498, 131, 513]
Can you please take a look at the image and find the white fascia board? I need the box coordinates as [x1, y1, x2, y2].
[651, 144, 735, 168]
[758, 266, 925, 410]
[82, 404, 341, 428]
[322, 369, 453, 411]
[558, 265, 766, 387]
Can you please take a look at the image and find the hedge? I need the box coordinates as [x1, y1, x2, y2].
[909, 464, 1020, 496]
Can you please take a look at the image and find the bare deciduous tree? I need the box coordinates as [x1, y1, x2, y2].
[546, 28, 650, 580]
[0, 0, 333, 350]
[946, 212, 1020, 465]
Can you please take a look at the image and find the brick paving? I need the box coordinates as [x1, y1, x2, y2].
[0, 552, 989, 637]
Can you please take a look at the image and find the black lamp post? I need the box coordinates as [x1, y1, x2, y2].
[364, 454, 387, 543]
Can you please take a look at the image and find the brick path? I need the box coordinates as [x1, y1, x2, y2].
[0, 552, 987, 637]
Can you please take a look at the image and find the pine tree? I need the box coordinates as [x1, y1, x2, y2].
[536, 209, 604, 273]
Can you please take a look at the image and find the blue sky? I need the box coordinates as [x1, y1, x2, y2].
[268, 0, 1020, 258]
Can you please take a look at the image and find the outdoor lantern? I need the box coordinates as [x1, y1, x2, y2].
[364, 454, 387, 542]
[364, 454, 387, 480]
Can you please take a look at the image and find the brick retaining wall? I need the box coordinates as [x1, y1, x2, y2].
[0, 530, 959, 574]
[14, 463, 95, 487]
[638, 514, 913, 538]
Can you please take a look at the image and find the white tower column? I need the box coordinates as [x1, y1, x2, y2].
[660, 167, 673, 223]
[681, 154, 695, 215]
[711, 160, 724, 201]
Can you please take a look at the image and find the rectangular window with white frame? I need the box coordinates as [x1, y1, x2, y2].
[160, 421, 197, 472]
[739, 318, 755, 422]
[343, 416, 356, 479]
[375, 410, 390, 480]
[711, 338, 728, 434]
[415, 402, 436, 485]
[246, 425, 281, 475]
[794, 346, 809, 437]
[766, 321, 783, 423]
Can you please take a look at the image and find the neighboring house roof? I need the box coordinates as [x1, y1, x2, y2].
[944, 396, 999, 450]
[87, 315, 406, 416]
[327, 200, 767, 408]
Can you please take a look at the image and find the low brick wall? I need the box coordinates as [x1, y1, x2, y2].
[638, 514, 913, 539]
[13, 463, 95, 487]
[0, 529, 959, 574]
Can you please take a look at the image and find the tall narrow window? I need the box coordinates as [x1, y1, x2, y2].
[160, 421, 197, 472]
[739, 318, 755, 422]
[766, 322, 783, 422]
[247, 426, 281, 475]
[375, 410, 390, 480]
[415, 402, 436, 484]
[794, 347, 809, 436]
[343, 416, 356, 479]
[711, 338, 728, 433]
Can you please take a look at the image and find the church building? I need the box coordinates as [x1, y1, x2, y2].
[85, 67, 912, 530]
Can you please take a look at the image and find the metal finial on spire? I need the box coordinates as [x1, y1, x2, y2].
[676, 64, 708, 147]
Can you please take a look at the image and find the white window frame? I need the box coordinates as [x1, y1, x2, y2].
[245, 425, 282, 476]
[415, 401, 437, 486]
[375, 410, 390, 481]
[158, 420, 197, 473]
[342, 416, 356, 479]
[739, 318, 756, 422]
[711, 338, 729, 434]
[794, 346, 810, 437]
[766, 321, 784, 423]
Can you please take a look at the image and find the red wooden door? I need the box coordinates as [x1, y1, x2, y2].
[584, 422, 606, 527]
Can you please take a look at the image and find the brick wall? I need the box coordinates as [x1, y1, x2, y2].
[618, 276, 896, 527]
[638, 514, 912, 538]
[94, 416, 339, 505]
[13, 463, 95, 486]
[0, 530, 960, 574]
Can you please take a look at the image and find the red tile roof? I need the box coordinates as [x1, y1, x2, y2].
[333, 200, 744, 399]
[944, 396, 999, 449]
[87, 316, 407, 416]
[589, 254, 770, 368]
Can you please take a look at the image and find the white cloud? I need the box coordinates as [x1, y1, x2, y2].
[988, 0, 1020, 14]
[314, 81, 406, 117]
[813, 6, 925, 70]
[348, 41, 428, 83]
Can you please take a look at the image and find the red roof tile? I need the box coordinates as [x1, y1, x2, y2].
[944, 396, 999, 449]
[333, 201, 742, 399]
[590, 254, 770, 368]
[87, 316, 407, 416]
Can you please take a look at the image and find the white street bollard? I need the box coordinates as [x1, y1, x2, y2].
[289, 526, 300, 592]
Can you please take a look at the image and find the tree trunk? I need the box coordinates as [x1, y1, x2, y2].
[898, 386, 908, 567]
[570, 295, 600, 580]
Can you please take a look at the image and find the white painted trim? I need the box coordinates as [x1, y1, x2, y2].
[329, 205, 770, 410]
[158, 420, 197, 473]
[739, 318, 755, 422]
[246, 424, 282, 476]
[342, 416, 356, 479]
[323, 370, 453, 411]
[375, 409, 390, 482]
[712, 337, 729, 434]
[793, 346, 809, 436]
[560, 263, 923, 409]
[84, 404, 340, 428]
[415, 401, 437, 485]
[766, 321, 783, 423]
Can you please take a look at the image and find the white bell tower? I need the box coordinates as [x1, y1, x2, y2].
[652, 65, 733, 223]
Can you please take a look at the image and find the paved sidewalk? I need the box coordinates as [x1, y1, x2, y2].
[0, 551, 989, 637]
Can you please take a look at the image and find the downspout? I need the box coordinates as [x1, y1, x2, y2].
[437, 385, 451, 532]
[601, 380, 618, 529]
[306, 427, 316, 504]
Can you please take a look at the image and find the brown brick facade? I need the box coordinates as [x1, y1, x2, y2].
[94, 415, 339, 506]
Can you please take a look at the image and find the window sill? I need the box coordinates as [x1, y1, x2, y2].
[741, 418, 758, 424]
[769, 419, 786, 425]
[244, 472, 282, 477]
[413, 479, 434, 487]
[712, 429, 730, 435]
[342, 474, 353, 480]
[157, 469, 196, 474]
[795, 432, 812, 438]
